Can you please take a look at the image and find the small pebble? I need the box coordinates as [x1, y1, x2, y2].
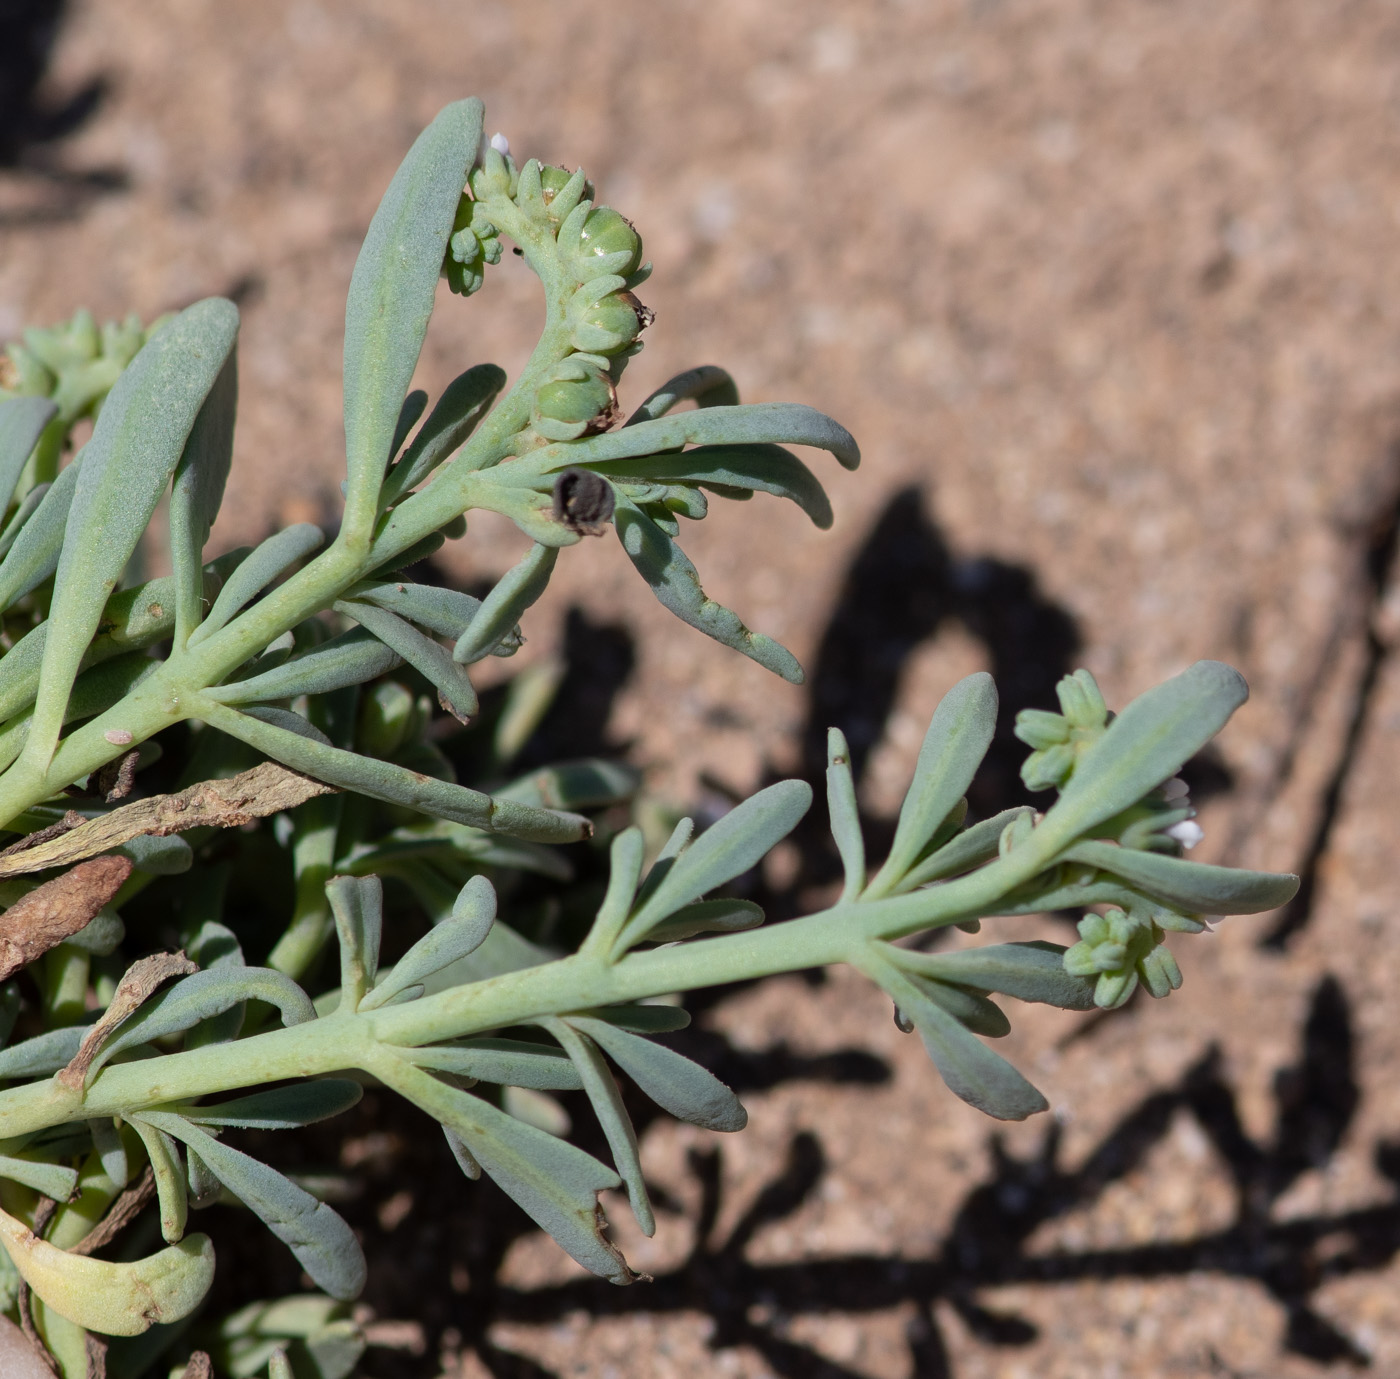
[104, 729, 134, 745]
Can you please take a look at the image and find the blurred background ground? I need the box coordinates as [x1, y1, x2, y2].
[4, 1, 1400, 1375]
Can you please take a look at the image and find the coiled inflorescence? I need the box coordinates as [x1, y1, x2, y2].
[443, 143, 653, 444]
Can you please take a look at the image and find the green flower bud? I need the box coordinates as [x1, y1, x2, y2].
[567, 207, 642, 281]
[1138, 943, 1183, 998]
[1057, 668, 1108, 729]
[539, 164, 572, 199]
[570, 289, 651, 355]
[1015, 668, 1112, 792]
[1021, 741, 1075, 791]
[1062, 907, 1179, 1010]
[533, 365, 618, 442]
[470, 145, 516, 199]
[1014, 708, 1071, 751]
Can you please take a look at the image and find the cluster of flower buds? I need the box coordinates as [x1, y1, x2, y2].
[0, 308, 156, 427]
[1063, 905, 1184, 1008]
[1016, 668, 1206, 856]
[444, 198, 503, 297]
[1014, 668, 1110, 791]
[444, 136, 653, 444]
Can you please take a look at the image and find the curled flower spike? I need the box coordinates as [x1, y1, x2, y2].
[1062, 906, 1183, 1009]
[1014, 668, 1110, 791]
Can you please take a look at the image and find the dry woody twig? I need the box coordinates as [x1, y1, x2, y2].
[0, 763, 334, 879]
[0, 856, 131, 982]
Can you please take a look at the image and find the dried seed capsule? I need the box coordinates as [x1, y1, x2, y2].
[552, 468, 615, 535]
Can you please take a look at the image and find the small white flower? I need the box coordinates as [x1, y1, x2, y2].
[1165, 819, 1204, 849]
[489, 132, 511, 156]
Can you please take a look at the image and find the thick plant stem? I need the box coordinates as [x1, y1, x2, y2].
[0, 833, 1057, 1141]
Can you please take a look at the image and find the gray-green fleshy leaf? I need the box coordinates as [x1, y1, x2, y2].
[130, 1116, 188, 1242]
[326, 874, 382, 1012]
[0, 1154, 79, 1201]
[143, 1111, 366, 1300]
[210, 626, 402, 704]
[240, 705, 334, 746]
[453, 543, 557, 664]
[624, 365, 739, 425]
[0, 454, 80, 613]
[582, 444, 832, 527]
[342, 98, 484, 537]
[867, 956, 1048, 1121]
[189, 524, 325, 646]
[1064, 839, 1298, 915]
[85, 968, 315, 1084]
[184, 919, 245, 1049]
[0, 1026, 85, 1078]
[897, 807, 1034, 893]
[360, 874, 494, 1011]
[584, 827, 645, 957]
[827, 726, 864, 901]
[1040, 661, 1249, 849]
[63, 908, 124, 955]
[568, 1015, 746, 1132]
[337, 597, 477, 721]
[613, 493, 803, 682]
[389, 390, 428, 462]
[346, 580, 483, 641]
[443, 1126, 482, 1180]
[116, 831, 193, 876]
[629, 821, 696, 920]
[547, 401, 859, 472]
[168, 350, 237, 644]
[0, 483, 49, 561]
[618, 780, 811, 949]
[379, 362, 506, 504]
[872, 673, 997, 894]
[890, 940, 1096, 1011]
[494, 759, 639, 812]
[179, 1080, 364, 1130]
[198, 700, 590, 844]
[382, 1056, 635, 1284]
[480, 485, 585, 548]
[89, 1117, 129, 1188]
[401, 1037, 583, 1090]
[541, 1017, 653, 1237]
[643, 897, 764, 943]
[26, 298, 239, 770]
[0, 396, 56, 510]
[904, 975, 1010, 1038]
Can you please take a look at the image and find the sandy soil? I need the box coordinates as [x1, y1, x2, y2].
[3, 1, 1400, 1376]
